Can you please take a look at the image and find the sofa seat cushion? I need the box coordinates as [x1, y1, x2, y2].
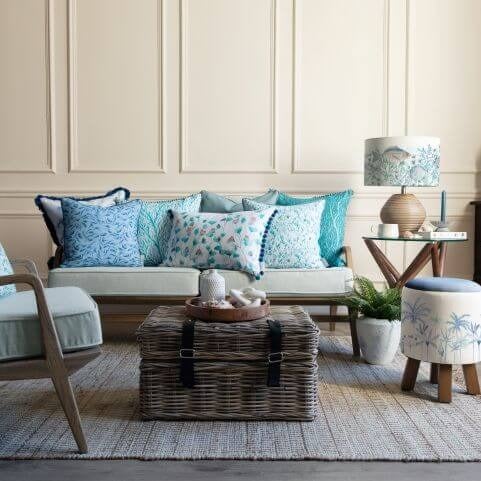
[218, 267, 354, 297]
[48, 267, 200, 297]
[0, 287, 102, 361]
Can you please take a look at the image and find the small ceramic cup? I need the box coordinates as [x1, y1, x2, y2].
[371, 223, 399, 238]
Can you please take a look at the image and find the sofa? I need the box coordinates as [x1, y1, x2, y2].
[47, 245, 359, 354]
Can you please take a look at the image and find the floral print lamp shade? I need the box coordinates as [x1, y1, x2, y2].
[364, 136, 440, 233]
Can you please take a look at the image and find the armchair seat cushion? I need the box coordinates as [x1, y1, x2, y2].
[0, 286, 102, 361]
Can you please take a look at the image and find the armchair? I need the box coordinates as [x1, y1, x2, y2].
[0, 259, 102, 453]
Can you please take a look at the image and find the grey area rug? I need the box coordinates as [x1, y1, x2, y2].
[1, 338, 481, 461]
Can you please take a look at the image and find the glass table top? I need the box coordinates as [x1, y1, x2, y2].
[363, 235, 468, 242]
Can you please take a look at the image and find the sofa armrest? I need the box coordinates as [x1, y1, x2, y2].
[11, 259, 40, 277]
[0, 273, 66, 365]
[342, 246, 353, 270]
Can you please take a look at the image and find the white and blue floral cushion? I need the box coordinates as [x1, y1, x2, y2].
[276, 190, 353, 267]
[0, 242, 16, 298]
[243, 199, 326, 269]
[61, 199, 142, 268]
[137, 194, 201, 266]
[163, 209, 277, 278]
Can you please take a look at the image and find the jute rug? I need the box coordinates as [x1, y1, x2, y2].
[1, 337, 481, 461]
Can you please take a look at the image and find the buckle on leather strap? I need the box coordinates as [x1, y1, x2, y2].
[267, 352, 284, 364]
[179, 348, 195, 359]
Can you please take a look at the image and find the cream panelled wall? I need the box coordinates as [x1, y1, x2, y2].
[1, 0, 480, 283]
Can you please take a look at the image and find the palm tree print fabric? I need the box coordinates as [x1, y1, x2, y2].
[164, 209, 277, 278]
[61, 199, 142, 267]
[137, 194, 201, 266]
[0, 242, 16, 298]
[243, 199, 326, 269]
[401, 289, 481, 364]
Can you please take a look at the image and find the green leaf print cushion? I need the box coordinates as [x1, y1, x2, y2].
[137, 194, 202, 266]
[163, 209, 277, 279]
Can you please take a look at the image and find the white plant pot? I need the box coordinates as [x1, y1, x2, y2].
[357, 317, 401, 365]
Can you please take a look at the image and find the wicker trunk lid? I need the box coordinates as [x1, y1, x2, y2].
[137, 305, 319, 420]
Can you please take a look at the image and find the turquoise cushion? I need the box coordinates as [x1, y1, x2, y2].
[276, 190, 353, 267]
[0, 286, 102, 361]
[243, 199, 326, 269]
[164, 209, 277, 278]
[137, 194, 201, 266]
[200, 190, 278, 213]
[61, 198, 142, 267]
[406, 277, 481, 293]
[0, 242, 15, 298]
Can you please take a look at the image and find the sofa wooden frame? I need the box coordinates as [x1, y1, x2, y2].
[52, 246, 360, 356]
[0, 259, 100, 453]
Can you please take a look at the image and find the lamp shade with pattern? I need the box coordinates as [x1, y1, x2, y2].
[364, 136, 440, 187]
[364, 136, 441, 233]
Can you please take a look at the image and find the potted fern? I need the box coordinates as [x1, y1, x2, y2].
[340, 277, 402, 365]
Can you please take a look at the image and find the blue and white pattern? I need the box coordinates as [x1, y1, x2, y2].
[364, 137, 440, 187]
[137, 194, 201, 266]
[34, 187, 130, 246]
[0, 242, 16, 298]
[401, 286, 481, 365]
[243, 199, 326, 269]
[61, 199, 142, 268]
[164, 209, 277, 278]
[275, 190, 352, 267]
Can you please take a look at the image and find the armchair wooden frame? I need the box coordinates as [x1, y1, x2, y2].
[0, 260, 101, 453]
[52, 246, 360, 357]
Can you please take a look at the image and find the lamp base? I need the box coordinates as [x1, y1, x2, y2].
[380, 193, 426, 233]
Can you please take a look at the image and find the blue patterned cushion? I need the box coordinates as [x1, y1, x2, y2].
[0, 243, 16, 298]
[276, 190, 353, 267]
[243, 199, 326, 269]
[200, 190, 278, 213]
[164, 209, 277, 278]
[61, 199, 142, 267]
[34, 187, 130, 247]
[137, 194, 201, 266]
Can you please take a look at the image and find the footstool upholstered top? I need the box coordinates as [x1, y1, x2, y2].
[405, 277, 481, 293]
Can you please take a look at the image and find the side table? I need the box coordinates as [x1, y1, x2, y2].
[363, 235, 468, 384]
[362, 236, 468, 288]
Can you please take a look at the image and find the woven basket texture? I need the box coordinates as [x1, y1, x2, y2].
[137, 305, 319, 420]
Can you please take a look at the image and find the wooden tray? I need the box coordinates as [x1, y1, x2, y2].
[185, 297, 270, 322]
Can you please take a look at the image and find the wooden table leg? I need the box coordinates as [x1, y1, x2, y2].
[431, 244, 441, 277]
[438, 364, 452, 403]
[364, 239, 400, 288]
[396, 244, 433, 288]
[462, 364, 481, 395]
[430, 363, 439, 384]
[401, 357, 420, 391]
[438, 242, 447, 276]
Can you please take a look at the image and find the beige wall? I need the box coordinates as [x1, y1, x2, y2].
[1, 0, 480, 284]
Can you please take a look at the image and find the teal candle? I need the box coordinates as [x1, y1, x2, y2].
[441, 190, 446, 222]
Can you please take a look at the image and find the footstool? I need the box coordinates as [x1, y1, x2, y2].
[400, 277, 481, 402]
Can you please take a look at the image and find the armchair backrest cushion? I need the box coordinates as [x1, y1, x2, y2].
[0, 243, 16, 298]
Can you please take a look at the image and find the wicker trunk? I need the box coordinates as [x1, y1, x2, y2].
[137, 305, 319, 421]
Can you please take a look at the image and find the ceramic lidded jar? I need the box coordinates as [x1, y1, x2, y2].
[199, 269, 225, 302]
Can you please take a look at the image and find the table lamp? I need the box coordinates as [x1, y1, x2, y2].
[364, 136, 440, 233]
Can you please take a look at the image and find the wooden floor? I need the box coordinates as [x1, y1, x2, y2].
[2, 460, 481, 481]
[2, 322, 480, 480]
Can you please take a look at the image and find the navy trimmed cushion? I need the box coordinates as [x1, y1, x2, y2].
[405, 277, 481, 293]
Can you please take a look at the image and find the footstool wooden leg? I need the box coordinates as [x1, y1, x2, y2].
[438, 364, 452, 403]
[462, 364, 481, 395]
[329, 305, 337, 332]
[430, 363, 439, 384]
[401, 357, 420, 391]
